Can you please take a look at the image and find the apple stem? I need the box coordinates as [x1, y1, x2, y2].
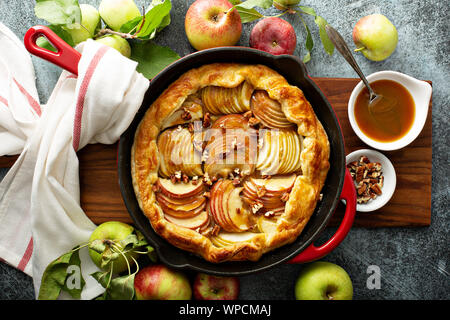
[111, 242, 132, 275]
[94, 28, 137, 40]
[133, 6, 146, 36]
[225, 6, 236, 15]
[354, 46, 366, 52]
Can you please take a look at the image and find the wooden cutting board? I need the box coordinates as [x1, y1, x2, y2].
[0, 77, 432, 227]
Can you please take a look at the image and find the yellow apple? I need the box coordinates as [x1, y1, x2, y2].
[353, 14, 398, 61]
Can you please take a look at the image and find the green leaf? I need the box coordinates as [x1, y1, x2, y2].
[148, 0, 171, 33]
[38, 246, 83, 300]
[130, 41, 180, 79]
[91, 271, 135, 300]
[34, 0, 81, 25]
[120, 234, 139, 251]
[100, 247, 120, 269]
[236, 7, 264, 23]
[119, 0, 172, 38]
[133, 230, 150, 248]
[119, 16, 143, 34]
[314, 15, 335, 56]
[236, 0, 273, 10]
[91, 270, 111, 289]
[106, 274, 136, 300]
[89, 239, 107, 254]
[298, 15, 314, 63]
[298, 5, 317, 16]
[145, 245, 158, 262]
[136, 0, 172, 39]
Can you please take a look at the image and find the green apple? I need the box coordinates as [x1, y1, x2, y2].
[273, 0, 300, 10]
[134, 265, 192, 300]
[89, 221, 139, 274]
[353, 14, 398, 61]
[185, 0, 242, 51]
[99, 0, 141, 31]
[95, 35, 131, 57]
[63, 4, 101, 45]
[294, 261, 353, 300]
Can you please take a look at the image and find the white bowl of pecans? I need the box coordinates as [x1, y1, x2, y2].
[346, 149, 396, 212]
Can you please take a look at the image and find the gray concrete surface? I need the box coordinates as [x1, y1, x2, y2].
[0, 0, 448, 300]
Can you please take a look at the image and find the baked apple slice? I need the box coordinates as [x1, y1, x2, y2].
[156, 192, 205, 209]
[282, 130, 295, 174]
[156, 193, 206, 219]
[251, 90, 295, 129]
[209, 179, 228, 230]
[160, 201, 206, 219]
[160, 95, 203, 130]
[210, 179, 251, 233]
[164, 210, 210, 230]
[256, 129, 281, 175]
[157, 178, 204, 199]
[226, 187, 252, 232]
[256, 128, 303, 175]
[201, 81, 253, 115]
[219, 180, 240, 232]
[287, 131, 303, 173]
[158, 127, 203, 177]
[243, 174, 295, 211]
[252, 174, 296, 192]
[256, 216, 279, 234]
[242, 180, 282, 210]
[204, 115, 257, 178]
[212, 232, 258, 247]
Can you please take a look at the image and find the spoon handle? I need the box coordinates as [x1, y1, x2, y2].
[325, 25, 375, 97]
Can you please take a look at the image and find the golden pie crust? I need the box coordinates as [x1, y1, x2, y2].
[131, 63, 330, 263]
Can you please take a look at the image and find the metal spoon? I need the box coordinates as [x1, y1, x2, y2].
[325, 25, 400, 134]
[325, 25, 381, 108]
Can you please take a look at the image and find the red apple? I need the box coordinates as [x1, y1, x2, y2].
[249, 17, 297, 55]
[185, 0, 242, 51]
[134, 265, 192, 300]
[193, 273, 240, 300]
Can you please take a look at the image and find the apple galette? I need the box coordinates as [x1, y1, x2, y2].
[131, 63, 330, 263]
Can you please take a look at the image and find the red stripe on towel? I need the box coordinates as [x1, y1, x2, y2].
[13, 79, 41, 116]
[72, 46, 109, 151]
[0, 96, 7, 107]
[17, 237, 33, 272]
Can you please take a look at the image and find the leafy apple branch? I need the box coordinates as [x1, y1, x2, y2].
[34, 0, 180, 80]
[231, 0, 335, 63]
[38, 230, 157, 300]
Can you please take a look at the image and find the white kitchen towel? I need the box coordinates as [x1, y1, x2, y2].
[0, 23, 149, 299]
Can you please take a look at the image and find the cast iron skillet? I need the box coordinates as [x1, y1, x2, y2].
[24, 26, 356, 276]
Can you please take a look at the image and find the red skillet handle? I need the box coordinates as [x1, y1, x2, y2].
[24, 25, 81, 76]
[288, 169, 356, 264]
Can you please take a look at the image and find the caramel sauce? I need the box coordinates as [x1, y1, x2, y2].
[354, 80, 415, 142]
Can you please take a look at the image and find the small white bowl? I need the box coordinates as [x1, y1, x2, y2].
[348, 70, 432, 151]
[345, 149, 396, 212]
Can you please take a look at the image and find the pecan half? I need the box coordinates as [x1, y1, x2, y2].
[181, 108, 192, 121]
[248, 117, 260, 127]
[203, 112, 211, 128]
